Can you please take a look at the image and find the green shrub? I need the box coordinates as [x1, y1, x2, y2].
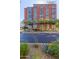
[55, 20, 59, 28]
[44, 42, 59, 57]
[20, 43, 29, 56]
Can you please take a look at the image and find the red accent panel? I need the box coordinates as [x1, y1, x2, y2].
[43, 5, 46, 19]
[24, 8, 27, 21]
[48, 4, 52, 19]
[37, 4, 40, 20]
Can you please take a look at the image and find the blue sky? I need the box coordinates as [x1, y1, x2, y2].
[20, 0, 59, 21]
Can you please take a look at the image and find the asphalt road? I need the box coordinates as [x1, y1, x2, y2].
[20, 32, 59, 43]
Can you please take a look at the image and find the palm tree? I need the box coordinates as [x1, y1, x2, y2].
[22, 20, 28, 31]
[55, 19, 59, 32]
[39, 19, 48, 31]
[55, 19, 59, 28]
[27, 20, 32, 25]
[39, 19, 44, 24]
[44, 19, 49, 24]
[47, 20, 52, 31]
[33, 19, 38, 24]
[32, 19, 39, 31]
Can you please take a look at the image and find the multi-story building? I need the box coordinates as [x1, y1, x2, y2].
[24, 3, 57, 31]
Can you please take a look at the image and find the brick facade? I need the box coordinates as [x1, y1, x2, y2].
[24, 4, 56, 31]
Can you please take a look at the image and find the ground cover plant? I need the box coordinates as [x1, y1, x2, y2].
[44, 41, 59, 58]
[20, 43, 29, 56]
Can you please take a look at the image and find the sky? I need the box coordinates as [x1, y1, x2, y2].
[20, 0, 59, 21]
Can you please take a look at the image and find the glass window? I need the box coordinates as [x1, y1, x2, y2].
[40, 6, 43, 18]
[52, 8, 56, 15]
[34, 7, 37, 19]
[52, 15, 56, 20]
[45, 5, 48, 17]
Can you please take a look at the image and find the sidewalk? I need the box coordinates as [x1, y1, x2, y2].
[28, 44, 56, 59]
[21, 32, 59, 34]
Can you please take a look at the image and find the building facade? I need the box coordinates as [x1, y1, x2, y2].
[24, 4, 57, 31]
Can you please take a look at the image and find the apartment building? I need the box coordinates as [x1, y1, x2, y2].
[24, 3, 57, 31]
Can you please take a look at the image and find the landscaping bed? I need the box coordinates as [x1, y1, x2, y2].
[44, 41, 59, 59]
[20, 43, 29, 59]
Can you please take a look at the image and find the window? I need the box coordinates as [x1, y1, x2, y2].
[40, 6, 43, 18]
[52, 8, 56, 15]
[52, 15, 56, 20]
[45, 5, 49, 17]
[34, 7, 37, 19]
